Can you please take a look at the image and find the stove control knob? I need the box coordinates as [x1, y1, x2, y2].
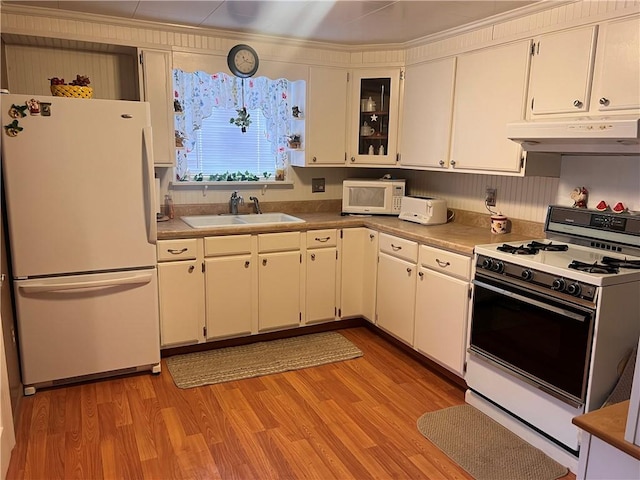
[566, 283, 582, 297]
[521, 269, 534, 281]
[490, 260, 504, 273]
[481, 258, 493, 270]
[552, 278, 566, 291]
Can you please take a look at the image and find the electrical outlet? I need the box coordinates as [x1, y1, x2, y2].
[312, 178, 325, 193]
[486, 188, 497, 207]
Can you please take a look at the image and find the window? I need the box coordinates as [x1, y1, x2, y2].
[173, 70, 304, 183]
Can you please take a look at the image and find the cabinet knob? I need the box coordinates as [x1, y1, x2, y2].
[406, 267, 412, 275]
[369, 233, 375, 240]
[599, 97, 610, 106]
[439, 160, 445, 167]
[310, 253, 316, 261]
[350, 156, 355, 162]
[418, 271, 424, 279]
[450, 160, 456, 167]
[312, 156, 317, 162]
[262, 259, 268, 266]
[188, 265, 195, 273]
[573, 99, 583, 108]
[244, 261, 250, 268]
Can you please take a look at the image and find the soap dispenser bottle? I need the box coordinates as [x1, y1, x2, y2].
[165, 194, 175, 219]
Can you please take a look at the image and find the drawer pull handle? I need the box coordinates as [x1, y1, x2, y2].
[436, 259, 451, 268]
[245, 261, 250, 268]
[315, 236, 330, 242]
[391, 244, 402, 251]
[167, 248, 188, 254]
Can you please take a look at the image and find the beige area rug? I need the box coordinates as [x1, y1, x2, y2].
[417, 405, 569, 480]
[166, 331, 363, 389]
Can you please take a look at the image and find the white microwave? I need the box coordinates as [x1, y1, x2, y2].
[342, 179, 406, 215]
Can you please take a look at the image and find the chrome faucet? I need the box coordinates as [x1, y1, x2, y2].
[249, 196, 262, 214]
[229, 191, 244, 214]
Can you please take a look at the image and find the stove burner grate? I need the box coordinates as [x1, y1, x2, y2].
[601, 256, 640, 270]
[527, 241, 569, 252]
[568, 260, 619, 274]
[497, 244, 538, 255]
[496, 241, 569, 255]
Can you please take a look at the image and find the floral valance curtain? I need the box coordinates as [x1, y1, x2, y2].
[173, 69, 293, 178]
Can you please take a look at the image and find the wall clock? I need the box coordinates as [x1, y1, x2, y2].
[227, 44, 259, 78]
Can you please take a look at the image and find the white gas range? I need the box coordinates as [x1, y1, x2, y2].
[465, 205, 640, 471]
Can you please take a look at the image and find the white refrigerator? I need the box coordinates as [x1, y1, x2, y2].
[1, 94, 160, 394]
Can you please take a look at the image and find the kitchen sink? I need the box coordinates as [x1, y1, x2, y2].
[238, 213, 305, 224]
[181, 213, 305, 228]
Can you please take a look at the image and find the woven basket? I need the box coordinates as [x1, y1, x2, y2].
[50, 85, 93, 99]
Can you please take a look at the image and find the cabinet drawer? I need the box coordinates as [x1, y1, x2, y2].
[204, 235, 252, 257]
[419, 245, 471, 280]
[157, 239, 199, 262]
[379, 233, 418, 263]
[258, 232, 301, 253]
[306, 229, 337, 248]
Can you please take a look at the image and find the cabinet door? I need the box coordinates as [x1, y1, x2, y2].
[349, 69, 401, 165]
[593, 17, 640, 112]
[158, 260, 204, 346]
[205, 256, 253, 339]
[450, 40, 530, 174]
[340, 228, 378, 321]
[306, 248, 337, 323]
[296, 66, 347, 166]
[529, 26, 597, 115]
[258, 251, 301, 331]
[138, 49, 174, 167]
[376, 252, 416, 346]
[415, 267, 469, 376]
[400, 58, 456, 169]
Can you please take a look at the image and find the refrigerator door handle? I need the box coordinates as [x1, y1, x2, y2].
[143, 126, 157, 245]
[19, 273, 153, 293]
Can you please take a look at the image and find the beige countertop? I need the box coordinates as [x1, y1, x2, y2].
[573, 400, 640, 461]
[157, 210, 542, 256]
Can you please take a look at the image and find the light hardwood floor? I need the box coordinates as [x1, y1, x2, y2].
[6, 327, 576, 479]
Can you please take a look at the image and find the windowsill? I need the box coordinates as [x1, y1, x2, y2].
[170, 180, 294, 188]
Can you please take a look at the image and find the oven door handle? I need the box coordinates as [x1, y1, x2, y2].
[472, 279, 589, 322]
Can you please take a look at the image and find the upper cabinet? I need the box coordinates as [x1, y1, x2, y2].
[290, 66, 348, 167]
[528, 26, 597, 116]
[399, 57, 456, 170]
[592, 16, 640, 112]
[449, 40, 531, 174]
[138, 48, 175, 167]
[349, 68, 401, 166]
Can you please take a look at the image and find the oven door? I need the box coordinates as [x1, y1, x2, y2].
[470, 273, 595, 408]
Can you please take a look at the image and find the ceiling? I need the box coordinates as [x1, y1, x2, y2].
[2, 1, 541, 45]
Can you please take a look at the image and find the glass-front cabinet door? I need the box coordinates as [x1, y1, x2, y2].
[349, 69, 401, 165]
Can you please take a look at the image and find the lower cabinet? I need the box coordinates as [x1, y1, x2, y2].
[157, 239, 205, 347]
[204, 235, 255, 339]
[305, 229, 338, 324]
[258, 232, 302, 331]
[339, 228, 378, 321]
[375, 233, 418, 346]
[414, 245, 471, 375]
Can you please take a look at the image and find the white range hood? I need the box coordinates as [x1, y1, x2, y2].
[507, 116, 640, 155]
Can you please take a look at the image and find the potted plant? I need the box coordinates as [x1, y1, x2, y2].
[229, 107, 251, 133]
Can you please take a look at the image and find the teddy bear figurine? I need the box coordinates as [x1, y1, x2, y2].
[570, 186, 589, 208]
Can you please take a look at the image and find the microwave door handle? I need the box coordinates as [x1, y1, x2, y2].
[472, 279, 588, 322]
